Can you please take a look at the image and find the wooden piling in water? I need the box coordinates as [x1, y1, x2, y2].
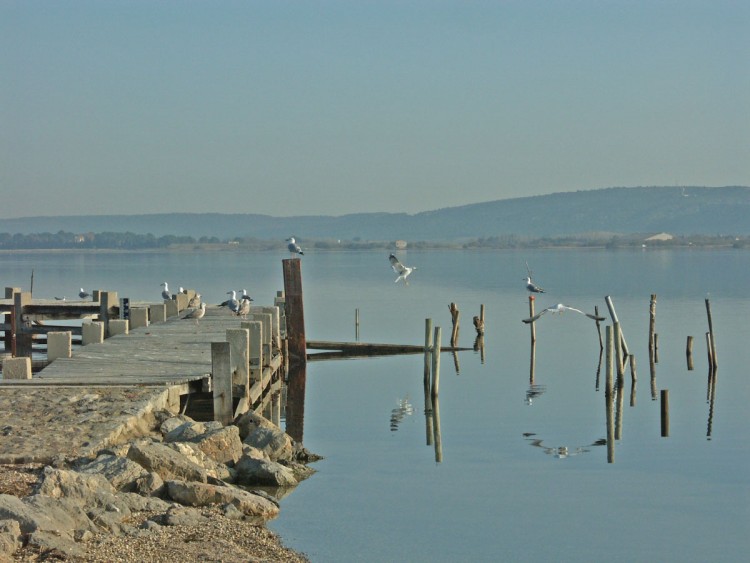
[605, 325, 615, 464]
[605, 295, 630, 361]
[448, 303, 460, 347]
[705, 298, 718, 369]
[424, 318, 433, 389]
[431, 326, 441, 398]
[648, 294, 657, 364]
[660, 389, 670, 437]
[705, 332, 713, 370]
[528, 296, 536, 344]
[282, 258, 306, 366]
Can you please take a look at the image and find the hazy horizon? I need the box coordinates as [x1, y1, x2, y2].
[2, 1, 748, 219]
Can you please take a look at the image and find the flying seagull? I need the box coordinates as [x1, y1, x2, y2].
[183, 302, 206, 325]
[79, 288, 91, 299]
[160, 282, 171, 300]
[522, 303, 605, 324]
[389, 254, 416, 284]
[286, 237, 304, 256]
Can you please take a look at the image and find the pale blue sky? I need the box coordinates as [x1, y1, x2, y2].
[1, 1, 748, 218]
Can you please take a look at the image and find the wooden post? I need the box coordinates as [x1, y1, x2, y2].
[686, 335, 694, 370]
[98, 291, 118, 337]
[660, 389, 670, 437]
[705, 298, 718, 369]
[47, 331, 72, 362]
[448, 303, 460, 347]
[705, 332, 713, 369]
[629, 354, 637, 407]
[432, 396, 443, 463]
[81, 321, 104, 346]
[431, 326, 441, 398]
[355, 308, 360, 341]
[13, 291, 32, 358]
[605, 325, 615, 464]
[424, 318, 433, 389]
[614, 321, 623, 378]
[3, 287, 20, 353]
[648, 294, 657, 363]
[211, 341, 233, 425]
[226, 328, 250, 392]
[528, 295, 536, 344]
[2, 357, 31, 379]
[605, 295, 630, 359]
[594, 305, 603, 350]
[283, 258, 306, 366]
[241, 321, 263, 389]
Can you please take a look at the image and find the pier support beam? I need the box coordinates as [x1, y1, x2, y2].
[283, 259, 306, 366]
[211, 341, 233, 425]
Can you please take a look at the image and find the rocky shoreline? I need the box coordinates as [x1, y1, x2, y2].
[0, 409, 319, 561]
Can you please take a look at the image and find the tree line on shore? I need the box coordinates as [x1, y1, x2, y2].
[0, 230, 747, 251]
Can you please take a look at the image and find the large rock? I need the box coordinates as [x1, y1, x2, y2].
[77, 454, 150, 492]
[243, 425, 293, 462]
[0, 519, 22, 558]
[165, 480, 279, 520]
[0, 493, 93, 535]
[188, 425, 243, 465]
[234, 411, 276, 440]
[166, 442, 235, 482]
[233, 456, 297, 487]
[163, 420, 208, 442]
[127, 441, 207, 483]
[35, 466, 115, 500]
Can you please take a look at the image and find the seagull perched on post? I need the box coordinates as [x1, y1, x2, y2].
[160, 282, 171, 300]
[223, 290, 240, 314]
[389, 254, 416, 284]
[524, 262, 545, 293]
[286, 237, 304, 256]
[522, 304, 605, 324]
[79, 288, 91, 300]
[238, 294, 254, 318]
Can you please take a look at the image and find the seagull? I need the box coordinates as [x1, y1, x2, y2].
[54, 296, 66, 301]
[522, 304, 605, 324]
[223, 290, 239, 314]
[238, 294, 254, 318]
[187, 293, 202, 308]
[524, 276, 545, 294]
[183, 302, 206, 325]
[160, 282, 171, 300]
[286, 237, 304, 256]
[79, 288, 91, 299]
[389, 254, 416, 284]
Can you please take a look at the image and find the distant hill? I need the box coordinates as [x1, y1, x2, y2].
[1, 186, 748, 241]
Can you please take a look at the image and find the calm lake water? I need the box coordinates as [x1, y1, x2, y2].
[2, 248, 749, 562]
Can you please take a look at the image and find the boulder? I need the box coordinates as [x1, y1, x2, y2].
[77, 454, 150, 492]
[0, 493, 92, 535]
[134, 471, 165, 497]
[165, 443, 235, 482]
[163, 420, 208, 443]
[35, 466, 115, 500]
[233, 456, 297, 487]
[188, 425, 243, 465]
[165, 480, 279, 519]
[127, 442, 208, 483]
[0, 519, 22, 558]
[234, 410, 276, 440]
[159, 414, 198, 436]
[242, 425, 293, 462]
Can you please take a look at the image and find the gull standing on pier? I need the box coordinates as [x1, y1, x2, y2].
[238, 294, 254, 318]
[223, 290, 240, 314]
[79, 288, 91, 300]
[389, 254, 417, 284]
[187, 293, 202, 308]
[522, 304, 605, 324]
[160, 282, 171, 300]
[183, 302, 206, 325]
[286, 237, 304, 256]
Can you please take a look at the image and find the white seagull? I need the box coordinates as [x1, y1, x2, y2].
[389, 254, 416, 284]
[79, 288, 91, 299]
[238, 294, 254, 318]
[522, 304, 605, 324]
[224, 290, 240, 314]
[160, 282, 171, 300]
[286, 237, 304, 256]
[524, 276, 545, 294]
[183, 302, 206, 325]
[187, 293, 202, 308]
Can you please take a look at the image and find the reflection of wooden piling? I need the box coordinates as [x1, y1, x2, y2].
[433, 396, 443, 463]
[282, 259, 306, 366]
[355, 308, 359, 341]
[615, 371, 624, 441]
[707, 368, 717, 439]
[614, 321, 624, 378]
[449, 303, 460, 346]
[705, 298, 718, 369]
[686, 336, 694, 370]
[629, 354, 637, 406]
[594, 306, 603, 350]
[431, 327, 441, 398]
[705, 332, 713, 370]
[528, 296, 536, 344]
[424, 377, 434, 446]
[605, 326, 615, 464]
[452, 351, 460, 375]
[660, 389, 670, 437]
[285, 362, 307, 444]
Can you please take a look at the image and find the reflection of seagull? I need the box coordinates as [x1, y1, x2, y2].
[55, 296, 66, 301]
[389, 254, 416, 284]
[522, 303, 605, 324]
[79, 288, 91, 299]
[524, 276, 545, 294]
[238, 294, 253, 318]
[183, 302, 206, 325]
[286, 237, 304, 256]
[389, 397, 415, 431]
[160, 282, 171, 300]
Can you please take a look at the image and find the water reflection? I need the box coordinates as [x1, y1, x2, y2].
[525, 339, 547, 405]
[389, 396, 414, 432]
[707, 367, 718, 440]
[523, 433, 604, 459]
